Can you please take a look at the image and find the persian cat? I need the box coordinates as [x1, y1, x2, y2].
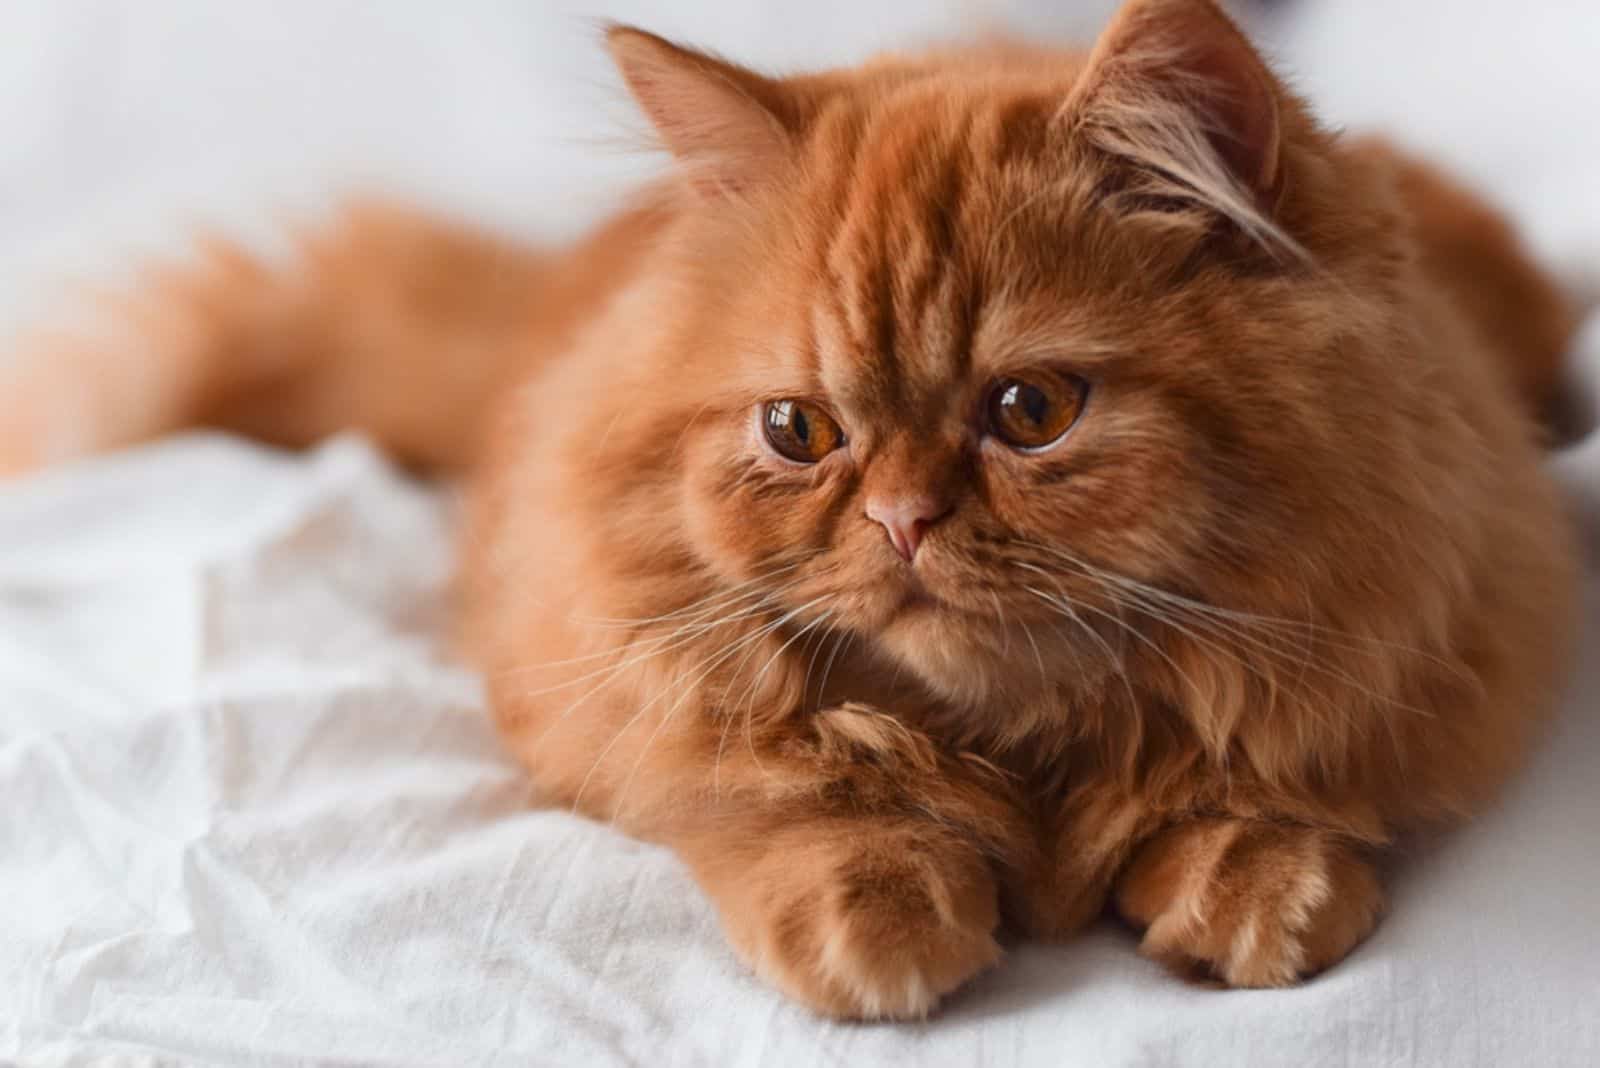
[1, 0, 1579, 1019]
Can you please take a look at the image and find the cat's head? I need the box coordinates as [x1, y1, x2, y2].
[606, 0, 1417, 710]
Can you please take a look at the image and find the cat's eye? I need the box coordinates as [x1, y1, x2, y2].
[762, 400, 845, 464]
[985, 370, 1089, 451]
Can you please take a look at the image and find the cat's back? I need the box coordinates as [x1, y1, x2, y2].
[1353, 137, 1579, 437]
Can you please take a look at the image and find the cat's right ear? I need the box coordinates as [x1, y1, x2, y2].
[607, 26, 798, 200]
[1065, 0, 1304, 260]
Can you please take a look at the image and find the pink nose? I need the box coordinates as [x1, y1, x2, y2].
[865, 494, 949, 562]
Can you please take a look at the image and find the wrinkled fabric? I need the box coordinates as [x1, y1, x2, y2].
[3, 1, 1600, 1064]
[2, 434, 1597, 1068]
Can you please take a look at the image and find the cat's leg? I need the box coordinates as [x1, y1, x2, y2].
[678, 785, 1006, 1020]
[1112, 817, 1384, 987]
[1005, 787, 1152, 942]
[499, 688, 1032, 1020]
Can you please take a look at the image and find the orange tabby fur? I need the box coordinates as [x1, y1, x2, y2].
[0, 0, 1580, 1019]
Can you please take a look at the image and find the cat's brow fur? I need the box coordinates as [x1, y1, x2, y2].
[1, 0, 1581, 1019]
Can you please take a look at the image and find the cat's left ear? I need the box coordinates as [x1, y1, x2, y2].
[607, 26, 800, 200]
[1068, 0, 1293, 247]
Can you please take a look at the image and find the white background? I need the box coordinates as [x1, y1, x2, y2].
[2, 3, 1598, 1065]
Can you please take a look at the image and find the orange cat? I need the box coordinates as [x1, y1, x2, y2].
[1, 0, 1581, 1019]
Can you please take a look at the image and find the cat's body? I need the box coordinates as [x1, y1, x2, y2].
[1, 1, 1580, 1019]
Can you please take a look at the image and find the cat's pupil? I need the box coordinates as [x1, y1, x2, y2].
[792, 407, 810, 444]
[1018, 384, 1050, 425]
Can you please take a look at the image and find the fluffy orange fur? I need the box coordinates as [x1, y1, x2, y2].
[1, 0, 1581, 1019]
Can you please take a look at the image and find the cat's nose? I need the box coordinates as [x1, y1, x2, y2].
[865, 494, 950, 562]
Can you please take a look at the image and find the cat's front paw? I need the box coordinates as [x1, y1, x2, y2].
[717, 824, 1002, 1020]
[1114, 819, 1383, 988]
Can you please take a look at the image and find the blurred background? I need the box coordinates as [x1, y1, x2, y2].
[2, 0, 1598, 339]
[1, 7, 1597, 1061]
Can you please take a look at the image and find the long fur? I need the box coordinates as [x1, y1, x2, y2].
[1, 0, 1580, 1020]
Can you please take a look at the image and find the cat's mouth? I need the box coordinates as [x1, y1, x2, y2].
[888, 569, 943, 613]
[888, 576, 988, 623]
[853, 563, 1001, 632]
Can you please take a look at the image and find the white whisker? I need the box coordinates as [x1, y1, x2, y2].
[576, 594, 832, 817]
[1015, 541, 1443, 721]
[734, 607, 837, 781]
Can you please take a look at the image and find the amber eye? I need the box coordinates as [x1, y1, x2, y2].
[762, 400, 846, 464]
[985, 371, 1089, 451]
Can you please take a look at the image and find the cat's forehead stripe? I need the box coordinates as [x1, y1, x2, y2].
[813, 96, 1010, 411]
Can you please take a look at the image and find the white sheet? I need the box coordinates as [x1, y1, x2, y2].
[4, 2, 1600, 1065]
[2, 434, 1597, 1067]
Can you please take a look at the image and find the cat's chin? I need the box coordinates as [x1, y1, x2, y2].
[873, 596, 1024, 707]
[880, 625, 1006, 707]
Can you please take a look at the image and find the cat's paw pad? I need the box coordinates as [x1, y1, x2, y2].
[729, 830, 1001, 1019]
[1114, 819, 1382, 988]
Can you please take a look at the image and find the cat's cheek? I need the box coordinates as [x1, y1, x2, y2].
[678, 473, 755, 581]
[674, 432, 760, 580]
[677, 430, 840, 582]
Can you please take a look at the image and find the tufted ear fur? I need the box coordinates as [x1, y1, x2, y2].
[1068, 0, 1296, 256]
[607, 25, 799, 200]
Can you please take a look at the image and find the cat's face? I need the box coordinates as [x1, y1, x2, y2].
[612, 11, 1394, 706]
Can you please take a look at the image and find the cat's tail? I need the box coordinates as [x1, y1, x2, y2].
[0, 200, 657, 476]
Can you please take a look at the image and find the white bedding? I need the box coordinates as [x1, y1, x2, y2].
[2, 435, 1597, 1067]
[3, 3, 1600, 1066]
